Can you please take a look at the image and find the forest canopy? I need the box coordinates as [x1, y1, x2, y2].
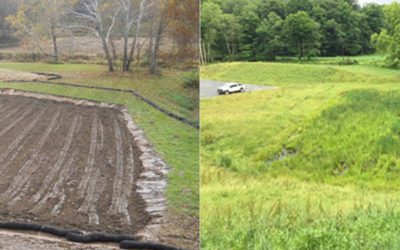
[201, 0, 386, 63]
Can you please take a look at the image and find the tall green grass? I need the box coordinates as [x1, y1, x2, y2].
[201, 60, 400, 249]
[202, 167, 400, 250]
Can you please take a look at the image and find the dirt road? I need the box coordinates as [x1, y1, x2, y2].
[200, 79, 277, 99]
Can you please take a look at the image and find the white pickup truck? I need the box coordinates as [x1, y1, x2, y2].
[217, 82, 245, 95]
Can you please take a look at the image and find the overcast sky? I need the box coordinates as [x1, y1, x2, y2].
[359, 0, 397, 5]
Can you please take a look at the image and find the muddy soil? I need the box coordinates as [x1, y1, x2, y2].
[0, 230, 118, 250]
[0, 94, 150, 235]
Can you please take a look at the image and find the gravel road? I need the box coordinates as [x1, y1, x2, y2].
[200, 79, 277, 99]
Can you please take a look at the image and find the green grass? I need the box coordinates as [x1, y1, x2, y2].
[0, 82, 198, 216]
[201, 60, 400, 249]
[0, 62, 199, 122]
[275, 54, 386, 65]
[201, 61, 400, 87]
[202, 167, 400, 250]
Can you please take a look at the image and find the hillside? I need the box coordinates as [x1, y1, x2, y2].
[201, 58, 400, 249]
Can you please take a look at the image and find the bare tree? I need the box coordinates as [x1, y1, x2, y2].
[119, 0, 151, 72]
[46, 0, 65, 62]
[68, 0, 120, 72]
[149, 0, 169, 75]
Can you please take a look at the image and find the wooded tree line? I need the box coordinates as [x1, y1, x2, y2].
[3, 0, 198, 74]
[201, 0, 386, 63]
[372, 2, 400, 69]
[0, 0, 19, 46]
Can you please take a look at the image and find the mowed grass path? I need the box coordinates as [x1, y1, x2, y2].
[201, 61, 400, 249]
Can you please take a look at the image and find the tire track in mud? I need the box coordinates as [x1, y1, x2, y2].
[98, 117, 104, 149]
[7, 154, 49, 207]
[109, 119, 125, 219]
[0, 93, 152, 237]
[78, 113, 98, 198]
[0, 108, 61, 203]
[0, 108, 47, 173]
[0, 109, 52, 178]
[120, 143, 135, 225]
[31, 114, 80, 212]
[0, 100, 19, 116]
[77, 112, 105, 225]
[50, 152, 77, 216]
[0, 104, 26, 127]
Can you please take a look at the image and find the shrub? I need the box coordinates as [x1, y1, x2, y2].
[182, 70, 199, 89]
[202, 132, 215, 145]
[338, 58, 359, 65]
[217, 153, 232, 169]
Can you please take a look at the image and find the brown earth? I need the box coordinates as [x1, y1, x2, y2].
[0, 69, 47, 82]
[0, 94, 150, 235]
[0, 230, 118, 250]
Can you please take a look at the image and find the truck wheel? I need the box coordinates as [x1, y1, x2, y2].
[241, 88, 245, 92]
[225, 91, 229, 95]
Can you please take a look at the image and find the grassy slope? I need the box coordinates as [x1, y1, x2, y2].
[202, 166, 400, 250]
[275, 55, 386, 65]
[0, 82, 198, 216]
[0, 62, 198, 122]
[201, 61, 400, 86]
[201, 59, 400, 249]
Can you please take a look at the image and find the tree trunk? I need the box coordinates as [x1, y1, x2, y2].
[136, 40, 144, 64]
[125, 34, 137, 71]
[51, 23, 58, 63]
[125, 0, 146, 72]
[101, 37, 114, 72]
[122, 2, 131, 72]
[150, 4, 166, 75]
[224, 35, 231, 59]
[202, 42, 208, 65]
[233, 42, 237, 59]
[298, 41, 301, 59]
[110, 36, 117, 61]
[149, 31, 161, 74]
[207, 43, 212, 63]
[200, 42, 204, 65]
[123, 33, 129, 70]
[147, 23, 154, 64]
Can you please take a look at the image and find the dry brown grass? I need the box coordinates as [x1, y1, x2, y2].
[0, 69, 46, 81]
[0, 36, 174, 57]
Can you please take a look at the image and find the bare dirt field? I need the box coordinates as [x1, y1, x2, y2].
[0, 69, 47, 82]
[0, 93, 151, 235]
